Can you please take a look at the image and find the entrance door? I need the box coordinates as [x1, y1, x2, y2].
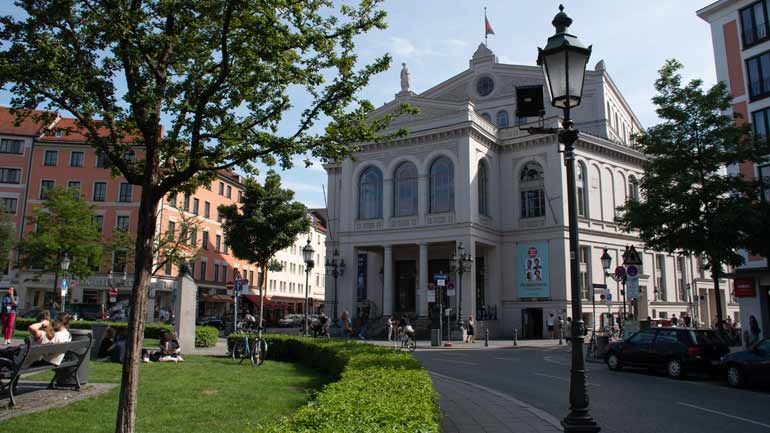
[395, 260, 416, 313]
[522, 308, 543, 339]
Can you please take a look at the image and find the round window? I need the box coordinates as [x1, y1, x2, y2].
[476, 76, 495, 97]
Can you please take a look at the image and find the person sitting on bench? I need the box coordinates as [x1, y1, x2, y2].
[28, 313, 72, 365]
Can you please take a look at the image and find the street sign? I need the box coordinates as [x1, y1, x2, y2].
[447, 289, 456, 296]
[426, 289, 436, 303]
[626, 265, 638, 277]
[60, 277, 68, 290]
[226, 281, 234, 290]
[593, 283, 609, 296]
[622, 245, 643, 266]
[235, 279, 242, 292]
[437, 279, 446, 287]
[445, 308, 452, 316]
[626, 277, 640, 300]
[614, 266, 626, 280]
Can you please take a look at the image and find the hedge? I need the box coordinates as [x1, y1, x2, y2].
[227, 334, 440, 433]
[16, 318, 219, 347]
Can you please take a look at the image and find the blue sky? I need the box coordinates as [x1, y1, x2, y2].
[0, 1, 718, 209]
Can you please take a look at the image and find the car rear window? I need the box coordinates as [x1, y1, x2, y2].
[691, 330, 723, 345]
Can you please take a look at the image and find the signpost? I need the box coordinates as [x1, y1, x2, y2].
[592, 283, 607, 332]
[233, 270, 244, 333]
[626, 265, 639, 300]
[60, 277, 68, 313]
[109, 287, 118, 303]
[433, 273, 448, 343]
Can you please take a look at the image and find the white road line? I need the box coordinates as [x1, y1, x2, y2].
[436, 358, 477, 366]
[676, 402, 770, 429]
[493, 357, 521, 362]
[535, 372, 600, 386]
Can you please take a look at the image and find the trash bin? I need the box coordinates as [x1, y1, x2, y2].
[90, 323, 109, 360]
[431, 329, 441, 346]
[56, 329, 92, 387]
[596, 335, 610, 358]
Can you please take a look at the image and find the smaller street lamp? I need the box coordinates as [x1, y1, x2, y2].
[325, 249, 345, 321]
[302, 238, 315, 336]
[60, 253, 70, 314]
[601, 248, 628, 322]
[449, 243, 473, 337]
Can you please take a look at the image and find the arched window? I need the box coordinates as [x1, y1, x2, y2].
[358, 166, 383, 219]
[520, 162, 545, 219]
[480, 112, 492, 123]
[393, 162, 418, 217]
[429, 157, 454, 213]
[478, 161, 489, 216]
[577, 162, 588, 217]
[628, 175, 640, 202]
[496, 110, 509, 128]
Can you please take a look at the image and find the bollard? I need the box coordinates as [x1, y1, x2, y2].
[484, 328, 489, 347]
[513, 328, 518, 346]
[558, 326, 563, 345]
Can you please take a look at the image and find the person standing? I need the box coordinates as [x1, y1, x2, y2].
[465, 315, 475, 343]
[386, 315, 393, 342]
[1, 287, 18, 345]
[671, 314, 678, 327]
[546, 312, 555, 339]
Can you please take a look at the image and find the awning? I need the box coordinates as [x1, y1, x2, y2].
[199, 294, 234, 303]
[241, 294, 271, 306]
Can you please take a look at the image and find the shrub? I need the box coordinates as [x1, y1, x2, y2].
[194, 326, 218, 347]
[227, 335, 440, 433]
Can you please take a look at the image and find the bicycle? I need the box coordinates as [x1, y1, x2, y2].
[231, 327, 268, 365]
[394, 326, 416, 352]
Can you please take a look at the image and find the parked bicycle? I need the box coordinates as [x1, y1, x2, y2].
[231, 327, 267, 366]
[394, 325, 416, 352]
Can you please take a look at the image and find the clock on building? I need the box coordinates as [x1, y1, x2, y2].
[476, 76, 494, 97]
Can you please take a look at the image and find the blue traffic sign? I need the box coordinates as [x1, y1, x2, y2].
[433, 273, 447, 280]
[60, 278, 68, 290]
[626, 265, 639, 278]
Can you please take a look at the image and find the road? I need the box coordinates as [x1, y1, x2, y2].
[415, 345, 770, 433]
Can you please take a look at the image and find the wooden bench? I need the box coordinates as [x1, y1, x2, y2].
[0, 335, 93, 407]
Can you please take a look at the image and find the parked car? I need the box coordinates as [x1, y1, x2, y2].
[278, 314, 304, 327]
[720, 339, 770, 388]
[18, 308, 60, 319]
[198, 317, 225, 331]
[605, 327, 729, 379]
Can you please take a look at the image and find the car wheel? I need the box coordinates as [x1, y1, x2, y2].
[607, 353, 622, 371]
[666, 359, 684, 379]
[726, 365, 745, 388]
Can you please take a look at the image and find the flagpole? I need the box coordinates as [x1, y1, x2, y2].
[484, 6, 488, 46]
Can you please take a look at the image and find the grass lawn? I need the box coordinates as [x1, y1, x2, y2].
[0, 356, 328, 433]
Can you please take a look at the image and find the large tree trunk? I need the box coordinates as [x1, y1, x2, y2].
[115, 187, 160, 433]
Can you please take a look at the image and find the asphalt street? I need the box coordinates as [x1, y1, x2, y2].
[416, 345, 770, 433]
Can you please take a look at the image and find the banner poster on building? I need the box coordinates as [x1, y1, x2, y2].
[518, 241, 550, 299]
[356, 253, 367, 301]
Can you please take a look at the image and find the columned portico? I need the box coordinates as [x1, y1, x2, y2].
[383, 245, 394, 316]
[418, 243, 429, 316]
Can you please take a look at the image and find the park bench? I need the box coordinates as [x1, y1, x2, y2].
[0, 334, 93, 407]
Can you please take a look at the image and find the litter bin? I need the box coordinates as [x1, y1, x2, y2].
[55, 329, 92, 387]
[431, 329, 441, 346]
[596, 335, 610, 358]
[90, 323, 109, 360]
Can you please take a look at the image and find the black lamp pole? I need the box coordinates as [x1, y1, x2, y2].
[325, 249, 345, 322]
[538, 5, 599, 432]
[303, 238, 315, 337]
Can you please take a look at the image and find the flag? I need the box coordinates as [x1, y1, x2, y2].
[485, 16, 495, 36]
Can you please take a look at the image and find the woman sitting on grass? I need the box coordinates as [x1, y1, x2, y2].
[97, 327, 116, 360]
[144, 330, 183, 363]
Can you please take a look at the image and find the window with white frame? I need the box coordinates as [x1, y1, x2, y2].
[577, 162, 588, 217]
[429, 157, 454, 214]
[676, 256, 687, 302]
[2, 197, 17, 214]
[655, 254, 666, 301]
[0, 139, 23, 154]
[393, 162, 418, 217]
[478, 160, 489, 217]
[70, 151, 84, 167]
[0, 168, 21, 184]
[628, 175, 640, 202]
[496, 110, 509, 128]
[358, 166, 383, 219]
[519, 162, 545, 219]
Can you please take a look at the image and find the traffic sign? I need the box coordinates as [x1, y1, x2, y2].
[614, 266, 626, 279]
[626, 265, 639, 277]
[226, 281, 234, 290]
[626, 277, 640, 299]
[433, 273, 447, 281]
[622, 245, 643, 266]
[437, 279, 446, 287]
[60, 277, 68, 290]
[426, 289, 436, 303]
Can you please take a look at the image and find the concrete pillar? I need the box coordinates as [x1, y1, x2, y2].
[465, 238, 476, 323]
[418, 243, 429, 317]
[383, 245, 393, 316]
[174, 272, 197, 354]
[418, 175, 428, 224]
[383, 178, 393, 227]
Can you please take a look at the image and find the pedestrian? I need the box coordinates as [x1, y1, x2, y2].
[566, 317, 573, 337]
[557, 315, 565, 340]
[671, 314, 678, 327]
[386, 315, 393, 342]
[341, 309, 352, 338]
[683, 313, 692, 328]
[546, 312, 555, 339]
[465, 315, 475, 343]
[1, 287, 18, 345]
[748, 315, 761, 346]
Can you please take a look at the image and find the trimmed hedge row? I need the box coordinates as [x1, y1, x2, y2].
[227, 334, 440, 433]
[15, 318, 219, 347]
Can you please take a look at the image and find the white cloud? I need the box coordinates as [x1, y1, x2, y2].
[283, 181, 324, 194]
[388, 36, 441, 59]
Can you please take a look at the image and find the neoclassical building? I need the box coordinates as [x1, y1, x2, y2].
[323, 44, 739, 337]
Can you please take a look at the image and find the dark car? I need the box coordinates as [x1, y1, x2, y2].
[720, 339, 770, 388]
[605, 327, 729, 379]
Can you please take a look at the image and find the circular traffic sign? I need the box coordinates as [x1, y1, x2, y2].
[614, 266, 626, 279]
[626, 265, 639, 277]
[226, 281, 234, 290]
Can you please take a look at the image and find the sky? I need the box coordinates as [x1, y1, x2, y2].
[0, 1, 719, 209]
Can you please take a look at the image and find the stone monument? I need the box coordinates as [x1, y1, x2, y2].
[174, 261, 198, 354]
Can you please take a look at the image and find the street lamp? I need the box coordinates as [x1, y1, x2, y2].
[325, 249, 345, 322]
[601, 248, 628, 321]
[449, 242, 472, 337]
[60, 253, 70, 314]
[538, 5, 599, 433]
[302, 238, 315, 336]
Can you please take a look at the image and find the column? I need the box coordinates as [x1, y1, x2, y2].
[418, 175, 428, 224]
[465, 238, 476, 323]
[383, 245, 393, 316]
[383, 178, 393, 227]
[418, 243, 429, 317]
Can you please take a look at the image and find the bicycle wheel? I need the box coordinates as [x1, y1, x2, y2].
[407, 338, 417, 352]
[252, 338, 268, 366]
[231, 339, 245, 361]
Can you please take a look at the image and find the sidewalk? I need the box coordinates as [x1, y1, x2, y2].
[431, 372, 563, 433]
[367, 338, 569, 351]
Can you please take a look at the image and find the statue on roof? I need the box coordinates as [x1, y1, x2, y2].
[400, 62, 410, 92]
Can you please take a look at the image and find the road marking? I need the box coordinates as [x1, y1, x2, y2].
[676, 402, 770, 429]
[436, 358, 477, 366]
[535, 372, 600, 386]
[493, 357, 521, 362]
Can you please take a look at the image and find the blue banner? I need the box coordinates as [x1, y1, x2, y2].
[518, 241, 550, 298]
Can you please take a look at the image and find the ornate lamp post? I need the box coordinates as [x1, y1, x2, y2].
[325, 249, 345, 322]
[302, 238, 315, 336]
[449, 242, 472, 336]
[60, 253, 70, 314]
[538, 5, 599, 432]
[601, 248, 628, 321]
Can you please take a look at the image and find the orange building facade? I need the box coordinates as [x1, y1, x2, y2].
[0, 107, 326, 324]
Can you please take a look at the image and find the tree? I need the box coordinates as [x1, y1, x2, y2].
[219, 171, 310, 326]
[0, 2, 411, 431]
[616, 59, 770, 326]
[0, 209, 15, 273]
[18, 186, 103, 297]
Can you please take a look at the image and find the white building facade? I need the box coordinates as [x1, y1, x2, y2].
[324, 45, 738, 337]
